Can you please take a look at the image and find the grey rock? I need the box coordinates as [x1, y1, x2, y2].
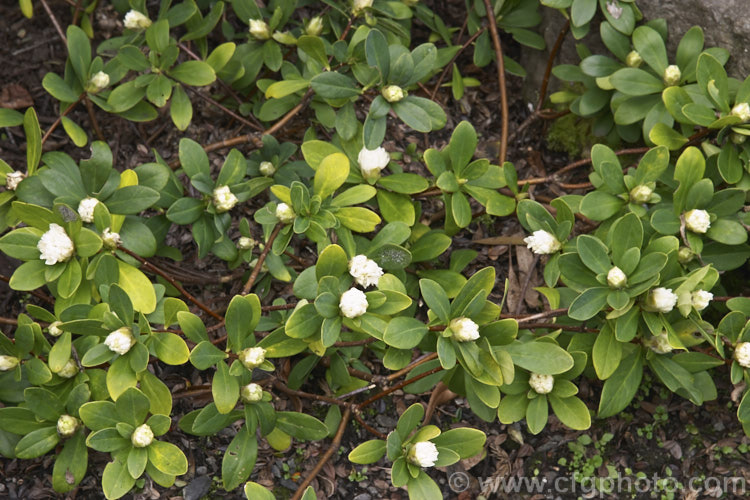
[519, 1, 750, 103]
[183, 476, 212, 500]
[353, 494, 372, 500]
[196, 465, 208, 475]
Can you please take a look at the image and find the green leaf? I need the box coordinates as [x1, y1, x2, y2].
[67, 25, 91, 83]
[503, 341, 574, 375]
[592, 324, 622, 379]
[336, 207, 381, 232]
[419, 279, 450, 323]
[310, 72, 360, 99]
[222, 426, 258, 491]
[579, 191, 624, 220]
[43, 72, 81, 102]
[576, 235, 611, 274]
[52, 432, 87, 492]
[116, 260, 156, 314]
[23, 108, 42, 175]
[549, 395, 591, 430]
[275, 411, 329, 440]
[115, 387, 150, 427]
[148, 440, 188, 476]
[297, 35, 328, 69]
[610, 68, 664, 95]
[632, 26, 668, 75]
[102, 459, 136, 500]
[170, 85, 193, 131]
[15, 426, 59, 459]
[430, 427, 486, 458]
[407, 470, 442, 500]
[598, 349, 643, 418]
[383, 317, 428, 349]
[265, 79, 310, 99]
[244, 482, 276, 500]
[392, 96, 446, 132]
[152, 332, 190, 365]
[213, 361, 239, 414]
[140, 370, 173, 416]
[348, 439, 387, 464]
[366, 29, 390, 82]
[314, 153, 350, 199]
[525, 394, 548, 434]
[79, 401, 119, 431]
[285, 303, 323, 339]
[673, 147, 705, 214]
[568, 287, 609, 320]
[169, 61, 216, 86]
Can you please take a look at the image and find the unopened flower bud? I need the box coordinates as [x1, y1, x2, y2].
[353, 0, 373, 15]
[339, 288, 368, 318]
[48, 320, 63, 337]
[249, 19, 271, 40]
[529, 373, 554, 394]
[305, 16, 324, 36]
[124, 10, 152, 30]
[87, 71, 110, 93]
[629, 184, 653, 204]
[5, 171, 25, 190]
[382, 85, 405, 103]
[259, 161, 276, 177]
[732, 132, 747, 144]
[732, 103, 750, 122]
[57, 358, 79, 378]
[663, 65, 681, 86]
[131, 423, 154, 448]
[239, 346, 266, 370]
[625, 50, 643, 68]
[735, 342, 750, 368]
[0, 355, 19, 371]
[450, 317, 480, 342]
[56, 415, 79, 437]
[407, 441, 439, 468]
[684, 209, 710, 234]
[607, 266, 627, 289]
[648, 331, 673, 354]
[677, 246, 694, 264]
[213, 185, 238, 213]
[238, 236, 255, 250]
[524, 230, 561, 255]
[241, 383, 264, 403]
[275, 203, 295, 224]
[104, 327, 135, 355]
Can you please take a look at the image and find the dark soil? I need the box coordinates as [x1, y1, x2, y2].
[1, 1, 750, 500]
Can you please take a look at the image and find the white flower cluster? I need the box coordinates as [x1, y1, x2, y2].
[249, 19, 271, 40]
[732, 103, 750, 122]
[358, 146, 390, 181]
[131, 423, 154, 448]
[104, 327, 135, 355]
[625, 50, 643, 68]
[0, 355, 19, 371]
[124, 10, 152, 30]
[646, 287, 678, 313]
[38, 224, 75, 265]
[213, 185, 238, 213]
[450, 317, 480, 342]
[606, 266, 627, 289]
[663, 65, 681, 86]
[5, 171, 25, 190]
[691, 290, 713, 311]
[382, 85, 405, 103]
[238, 236, 255, 250]
[239, 346, 266, 370]
[529, 372, 554, 394]
[77, 197, 99, 223]
[102, 228, 121, 249]
[684, 209, 710, 234]
[339, 288, 368, 318]
[348, 255, 383, 288]
[648, 331, 673, 354]
[276, 203, 295, 224]
[524, 230, 561, 255]
[407, 441, 439, 468]
[241, 383, 264, 403]
[56, 415, 79, 437]
[734, 342, 750, 368]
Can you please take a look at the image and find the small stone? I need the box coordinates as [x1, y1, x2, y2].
[195, 466, 207, 475]
[182, 476, 211, 500]
[353, 494, 372, 500]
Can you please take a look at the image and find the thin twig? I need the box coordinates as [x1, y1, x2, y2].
[482, 0, 509, 164]
[117, 246, 222, 320]
[42, 96, 85, 144]
[514, 253, 540, 315]
[290, 408, 351, 500]
[39, 0, 67, 45]
[386, 352, 439, 382]
[84, 96, 105, 142]
[358, 366, 443, 408]
[537, 20, 570, 111]
[353, 410, 387, 439]
[241, 224, 282, 295]
[185, 86, 262, 132]
[429, 28, 486, 100]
